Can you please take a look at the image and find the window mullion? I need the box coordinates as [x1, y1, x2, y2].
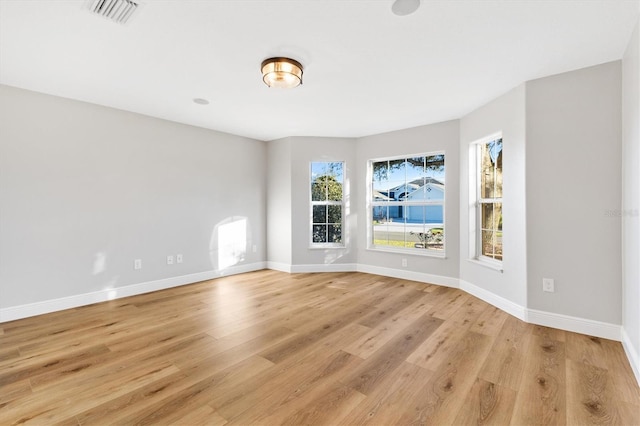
[311, 161, 344, 247]
[369, 152, 445, 254]
[473, 136, 502, 263]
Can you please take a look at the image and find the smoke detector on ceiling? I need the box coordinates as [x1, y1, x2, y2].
[89, 0, 140, 24]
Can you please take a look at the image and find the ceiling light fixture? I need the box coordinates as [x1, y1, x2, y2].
[391, 0, 420, 16]
[261, 57, 303, 88]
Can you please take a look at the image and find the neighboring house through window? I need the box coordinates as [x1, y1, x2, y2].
[369, 153, 445, 254]
[310, 162, 344, 247]
[474, 134, 503, 264]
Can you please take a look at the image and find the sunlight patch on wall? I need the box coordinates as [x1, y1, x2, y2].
[322, 175, 351, 265]
[211, 216, 248, 271]
[102, 276, 119, 300]
[92, 252, 107, 275]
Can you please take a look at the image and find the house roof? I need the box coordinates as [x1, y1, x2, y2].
[373, 190, 393, 201]
[405, 182, 445, 199]
[409, 177, 444, 187]
[389, 183, 421, 192]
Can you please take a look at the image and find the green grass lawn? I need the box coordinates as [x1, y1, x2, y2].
[373, 240, 444, 250]
[373, 240, 414, 248]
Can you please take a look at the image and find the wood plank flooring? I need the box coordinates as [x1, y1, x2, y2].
[1, 270, 639, 425]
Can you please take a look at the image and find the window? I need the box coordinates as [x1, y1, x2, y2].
[475, 136, 503, 262]
[310, 162, 344, 247]
[369, 153, 445, 254]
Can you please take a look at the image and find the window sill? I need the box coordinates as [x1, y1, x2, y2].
[367, 246, 446, 259]
[309, 244, 346, 250]
[467, 258, 503, 273]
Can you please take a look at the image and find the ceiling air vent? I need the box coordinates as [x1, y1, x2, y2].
[90, 0, 139, 24]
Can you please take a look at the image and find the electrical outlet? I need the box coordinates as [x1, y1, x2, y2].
[176, 254, 183, 264]
[252, 245, 257, 253]
[542, 278, 555, 293]
[401, 258, 408, 267]
[167, 255, 174, 265]
[134, 259, 142, 270]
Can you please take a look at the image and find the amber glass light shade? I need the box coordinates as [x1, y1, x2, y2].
[261, 57, 303, 88]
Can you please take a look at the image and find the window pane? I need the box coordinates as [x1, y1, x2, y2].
[407, 157, 426, 186]
[312, 225, 327, 243]
[311, 163, 326, 201]
[372, 207, 392, 247]
[328, 162, 344, 182]
[404, 204, 444, 225]
[481, 202, 502, 232]
[384, 160, 405, 201]
[313, 205, 326, 223]
[407, 225, 444, 251]
[373, 205, 389, 223]
[376, 216, 430, 250]
[494, 202, 503, 231]
[492, 140, 503, 198]
[372, 161, 389, 202]
[480, 140, 503, 199]
[325, 162, 343, 201]
[327, 178, 343, 201]
[481, 230, 503, 260]
[311, 162, 343, 202]
[407, 227, 424, 249]
[405, 156, 423, 197]
[430, 227, 444, 251]
[328, 224, 342, 243]
[327, 205, 341, 223]
[426, 154, 445, 178]
[373, 188, 391, 203]
[481, 203, 494, 231]
[379, 219, 406, 248]
[311, 179, 327, 201]
[482, 230, 495, 258]
[408, 205, 426, 224]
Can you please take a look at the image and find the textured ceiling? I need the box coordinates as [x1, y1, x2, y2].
[1, 0, 638, 141]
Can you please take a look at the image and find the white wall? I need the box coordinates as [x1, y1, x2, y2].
[2, 50, 637, 385]
[459, 85, 527, 312]
[526, 62, 622, 325]
[266, 137, 293, 268]
[0, 85, 267, 315]
[289, 137, 358, 269]
[356, 120, 460, 285]
[622, 18, 640, 382]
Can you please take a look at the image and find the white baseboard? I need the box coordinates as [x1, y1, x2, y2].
[266, 261, 292, 273]
[526, 308, 621, 341]
[290, 263, 358, 273]
[0, 262, 626, 350]
[621, 329, 640, 386]
[453, 280, 621, 342]
[0, 262, 266, 323]
[356, 264, 459, 288]
[459, 280, 526, 321]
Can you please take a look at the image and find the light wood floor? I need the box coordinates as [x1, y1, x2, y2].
[1, 270, 639, 425]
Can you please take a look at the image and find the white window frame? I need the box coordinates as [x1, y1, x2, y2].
[367, 151, 445, 257]
[309, 161, 345, 248]
[471, 133, 503, 269]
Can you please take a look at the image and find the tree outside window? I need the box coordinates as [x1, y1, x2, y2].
[310, 162, 344, 246]
[478, 138, 503, 261]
